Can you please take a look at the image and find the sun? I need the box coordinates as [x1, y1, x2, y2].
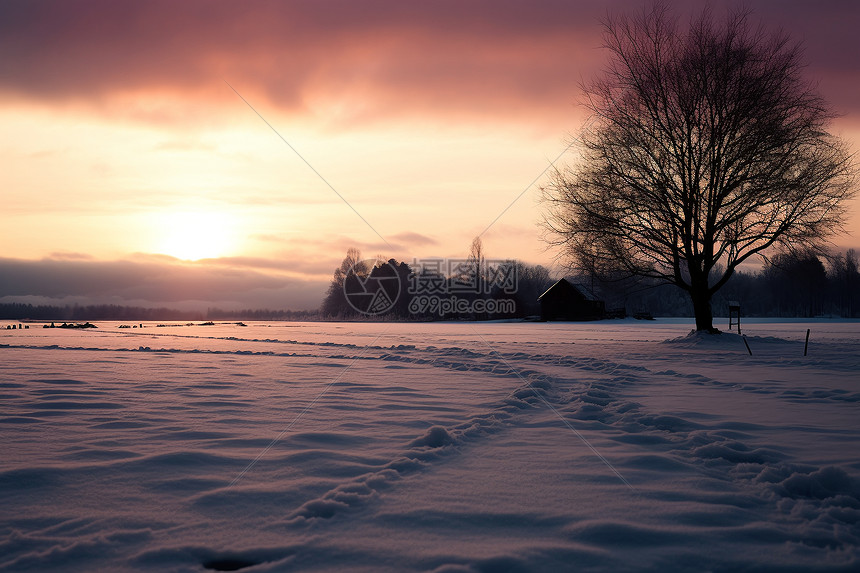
[155, 211, 236, 261]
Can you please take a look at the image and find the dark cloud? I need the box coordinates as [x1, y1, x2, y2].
[5, 1, 853, 128]
[0, 257, 325, 310]
[0, 0, 593, 123]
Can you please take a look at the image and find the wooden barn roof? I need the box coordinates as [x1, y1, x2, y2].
[537, 277, 600, 301]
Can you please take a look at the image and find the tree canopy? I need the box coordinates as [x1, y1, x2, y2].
[542, 2, 855, 331]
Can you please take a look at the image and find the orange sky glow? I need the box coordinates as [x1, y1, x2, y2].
[2, 1, 858, 310]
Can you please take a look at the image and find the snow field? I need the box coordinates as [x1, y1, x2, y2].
[1, 320, 858, 571]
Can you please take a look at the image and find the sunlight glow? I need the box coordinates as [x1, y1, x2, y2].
[155, 211, 237, 261]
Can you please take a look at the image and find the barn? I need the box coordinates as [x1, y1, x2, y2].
[538, 278, 605, 321]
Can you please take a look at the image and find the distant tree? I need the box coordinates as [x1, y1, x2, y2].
[320, 250, 418, 319]
[827, 249, 860, 318]
[710, 268, 766, 318]
[445, 237, 488, 319]
[467, 237, 488, 318]
[542, 3, 856, 331]
[509, 262, 552, 317]
[360, 258, 408, 317]
[452, 237, 486, 295]
[469, 236, 486, 288]
[321, 248, 366, 318]
[763, 251, 828, 317]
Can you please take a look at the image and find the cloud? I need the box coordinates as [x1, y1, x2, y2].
[3, 0, 855, 137]
[286, 231, 440, 257]
[0, 1, 606, 130]
[194, 255, 336, 277]
[1, 0, 855, 141]
[388, 231, 438, 247]
[152, 138, 217, 152]
[47, 252, 94, 261]
[0, 257, 325, 310]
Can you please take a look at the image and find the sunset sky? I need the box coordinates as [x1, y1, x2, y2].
[2, 0, 859, 310]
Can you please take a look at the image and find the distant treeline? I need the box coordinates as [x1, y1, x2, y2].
[206, 308, 318, 321]
[319, 247, 859, 320]
[0, 303, 318, 322]
[596, 249, 860, 319]
[2, 249, 856, 322]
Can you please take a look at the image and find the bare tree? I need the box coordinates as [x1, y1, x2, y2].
[542, 3, 855, 331]
[321, 248, 366, 317]
[467, 236, 486, 293]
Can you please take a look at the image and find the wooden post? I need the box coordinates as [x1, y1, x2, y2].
[804, 328, 810, 356]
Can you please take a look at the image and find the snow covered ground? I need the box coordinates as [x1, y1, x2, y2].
[1, 319, 859, 572]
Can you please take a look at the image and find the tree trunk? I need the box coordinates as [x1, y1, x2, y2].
[690, 288, 715, 332]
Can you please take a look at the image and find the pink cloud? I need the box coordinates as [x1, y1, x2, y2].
[4, 1, 853, 129]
